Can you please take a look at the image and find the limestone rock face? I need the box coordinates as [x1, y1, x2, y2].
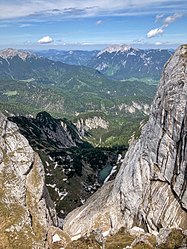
[0, 48, 33, 61]
[0, 113, 57, 248]
[76, 116, 109, 133]
[63, 45, 187, 239]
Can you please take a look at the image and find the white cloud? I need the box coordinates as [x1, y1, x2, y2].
[38, 36, 53, 44]
[19, 23, 32, 28]
[155, 41, 162, 45]
[147, 28, 164, 38]
[155, 14, 164, 22]
[155, 41, 170, 46]
[96, 20, 102, 25]
[163, 13, 183, 27]
[81, 42, 95, 45]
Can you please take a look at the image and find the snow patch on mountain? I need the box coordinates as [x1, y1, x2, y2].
[97, 44, 134, 57]
[0, 48, 33, 61]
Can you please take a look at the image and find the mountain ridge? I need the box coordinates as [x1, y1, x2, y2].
[96, 44, 133, 56]
[36, 49, 98, 66]
[89, 45, 173, 80]
[0, 48, 33, 60]
[29, 45, 174, 81]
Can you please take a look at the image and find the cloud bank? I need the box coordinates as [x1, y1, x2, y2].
[0, 0, 186, 20]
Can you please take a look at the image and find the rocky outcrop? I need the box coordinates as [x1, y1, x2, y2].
[63, 45, 187, 239]
[0, 48, 33, 61]
[66, 227, 187, 249]
[0, 113, 59, 248]
[118, 101, 150, 115]
[76, 116, 109, 134]
[9, 111, 82, 150]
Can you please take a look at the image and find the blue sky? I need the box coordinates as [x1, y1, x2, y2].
[0, 0, 186, 50]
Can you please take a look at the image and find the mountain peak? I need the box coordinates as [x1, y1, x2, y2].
[97, 44, 134, 56]
[0, 48, 33, 60]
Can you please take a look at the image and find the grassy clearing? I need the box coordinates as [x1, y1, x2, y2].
[3, 90, 18, 96]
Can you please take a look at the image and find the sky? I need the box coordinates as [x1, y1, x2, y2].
[0, 0, 187, 50]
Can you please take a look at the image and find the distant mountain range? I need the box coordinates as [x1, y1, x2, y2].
[35, 44, 173, 80]
[36, 49, 98, 66]
[0, 48, 101, 84]
[88, 45, 173, 80]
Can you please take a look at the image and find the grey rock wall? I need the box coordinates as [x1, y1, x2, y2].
[63, 45, 187, 240]
[0, 113, 57, 248]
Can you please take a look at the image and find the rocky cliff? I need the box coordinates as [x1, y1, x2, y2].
[63, 45, 187, 239]
[76, 116, 109, 133]
[9, 111, 82, 150]
[0, 113, 61, 248]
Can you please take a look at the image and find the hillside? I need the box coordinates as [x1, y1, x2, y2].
[36, 49, 98, 66]
[0, 48, 157, 146]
